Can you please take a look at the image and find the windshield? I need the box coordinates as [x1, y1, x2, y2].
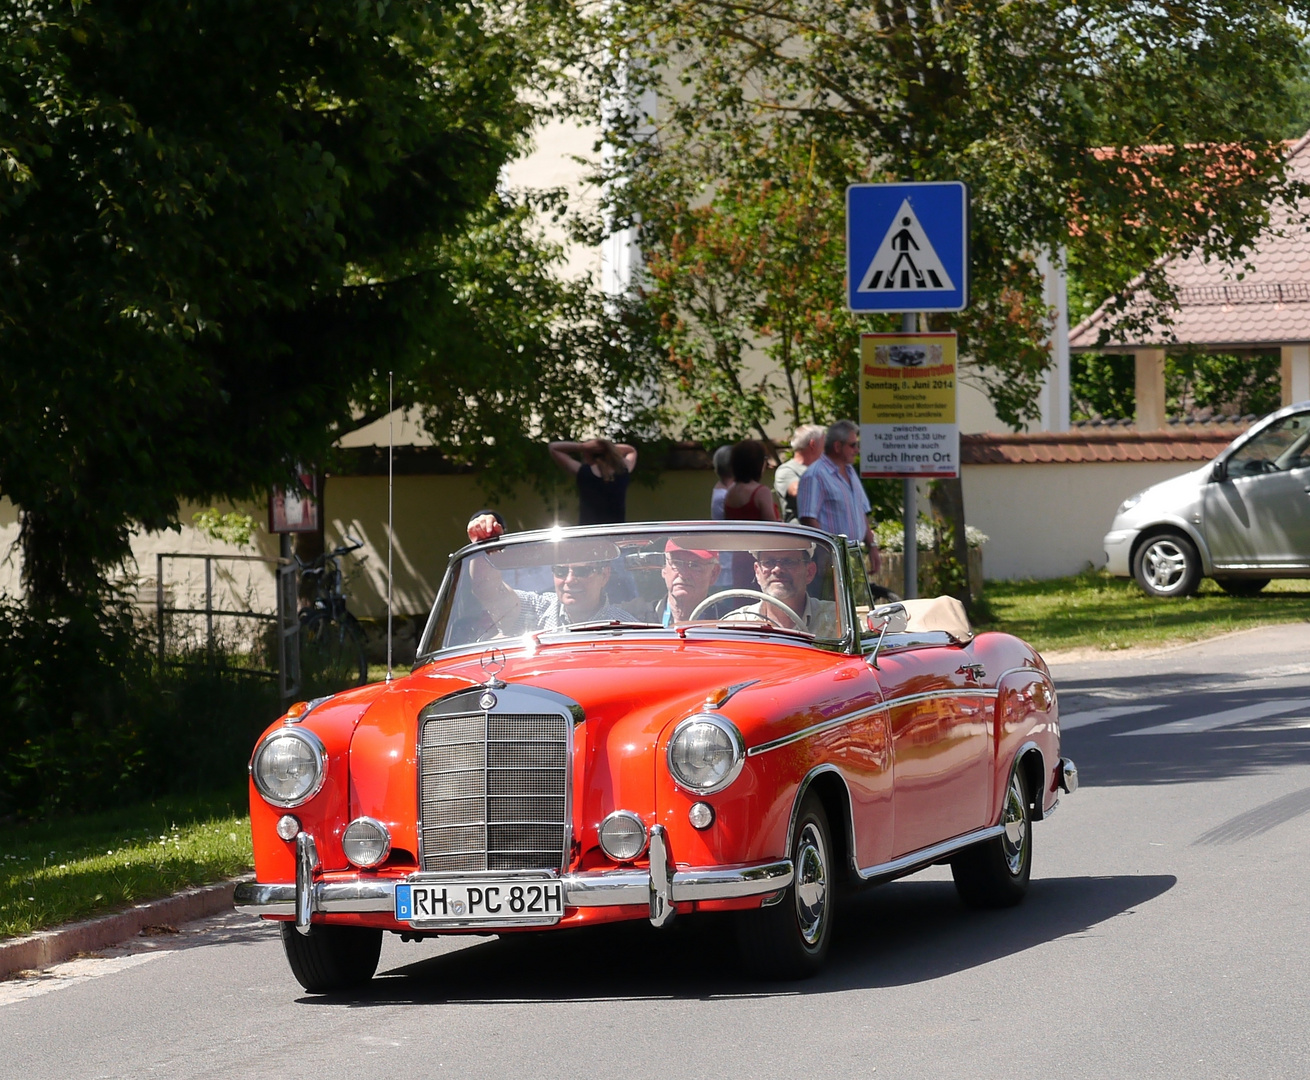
[423, 524, 847, 654]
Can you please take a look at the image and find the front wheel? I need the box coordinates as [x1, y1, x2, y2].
[951, 768, 1032, 908]
[734, 794, 833, 979]
[1133, 532, 1202, 598]
[280, 923, 382, 993]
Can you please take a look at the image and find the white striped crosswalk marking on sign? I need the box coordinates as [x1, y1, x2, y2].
[857, 199, 955, 293]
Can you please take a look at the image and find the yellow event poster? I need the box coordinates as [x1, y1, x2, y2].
[858, 332, 959, 478]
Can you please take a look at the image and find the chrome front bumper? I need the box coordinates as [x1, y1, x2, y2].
[234, 826, 793, 933]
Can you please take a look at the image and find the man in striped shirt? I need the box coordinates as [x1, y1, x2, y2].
[797, 420, 881, 573]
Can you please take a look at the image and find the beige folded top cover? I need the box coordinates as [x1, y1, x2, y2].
[900, 596, 974, 644]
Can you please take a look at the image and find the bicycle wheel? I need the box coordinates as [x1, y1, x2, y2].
[300, 612, 369, 690]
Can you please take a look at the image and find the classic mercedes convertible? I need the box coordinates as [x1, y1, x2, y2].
[235, 521, 1076, 991]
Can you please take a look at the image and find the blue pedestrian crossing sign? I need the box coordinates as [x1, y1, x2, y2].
[847, 182, 969, 313]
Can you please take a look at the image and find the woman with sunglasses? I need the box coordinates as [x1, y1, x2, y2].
[464, 512, 637, 636]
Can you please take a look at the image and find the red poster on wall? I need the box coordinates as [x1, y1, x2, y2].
[268, 472, 319, 533]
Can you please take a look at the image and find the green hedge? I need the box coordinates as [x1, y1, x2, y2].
[0, 598, 281, 818]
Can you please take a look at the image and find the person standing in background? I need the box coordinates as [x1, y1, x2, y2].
[773, 424, 825, 523]
[548, 438, 638, 525]
[798, 420, 880, 573]
[722, 439, 780, 586]
[709, 445, 733, 520]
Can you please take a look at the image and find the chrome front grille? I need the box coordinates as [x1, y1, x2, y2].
[420, 710, 570, 873]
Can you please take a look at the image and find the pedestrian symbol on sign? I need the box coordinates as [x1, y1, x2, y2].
[857, 199, 955, 293]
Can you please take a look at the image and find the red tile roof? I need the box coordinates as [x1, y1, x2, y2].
[961, 424, 1245, 465]
[1070, 134, 1310, 350]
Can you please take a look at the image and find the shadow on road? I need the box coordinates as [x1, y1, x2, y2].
[298, 872, 1174, 1006]
[1061, 684, 1310, 788]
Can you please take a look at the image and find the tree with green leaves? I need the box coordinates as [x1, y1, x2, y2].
[581, 0, 1308, 600]
[590, 0, 1306, 432]
[0, 0, 560, 614]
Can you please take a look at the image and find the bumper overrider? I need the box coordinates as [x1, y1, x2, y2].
[234, 825, 794, 933]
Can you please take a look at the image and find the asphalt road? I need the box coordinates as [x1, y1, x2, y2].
[3, 624, 1309, 1080]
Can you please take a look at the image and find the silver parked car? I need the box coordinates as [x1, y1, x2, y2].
[1103, 401, 1310, 597]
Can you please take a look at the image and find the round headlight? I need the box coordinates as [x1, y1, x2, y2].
[598, 810, 648, 862]
[666, 714, 744, 794]
[342, 817, 392, 868]
[250, 729, 326, 808]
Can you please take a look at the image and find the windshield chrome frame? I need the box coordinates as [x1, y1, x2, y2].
[414, 520, 858, 661]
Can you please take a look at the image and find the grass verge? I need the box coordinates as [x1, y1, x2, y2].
[977, 572, 1310, 654]
[1, 789, 252, 941]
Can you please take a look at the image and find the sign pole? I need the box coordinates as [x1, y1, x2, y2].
[900, 312, 918, 600]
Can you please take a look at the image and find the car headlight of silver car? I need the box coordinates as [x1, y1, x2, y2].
[1117, 493, 1143, 515]
[250, 729, 327, 808]
[666, 714, 745, 794]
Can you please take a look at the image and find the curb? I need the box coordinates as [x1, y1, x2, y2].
[0, 877, 250, 980]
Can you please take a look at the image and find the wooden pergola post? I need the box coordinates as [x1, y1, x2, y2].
[1281, 344, 1310, 406]
[1133, 348, 1167, 431]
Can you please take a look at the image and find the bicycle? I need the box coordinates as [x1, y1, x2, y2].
[297, 536, 369, 689]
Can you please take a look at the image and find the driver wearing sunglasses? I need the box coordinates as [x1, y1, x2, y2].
[465, 511, 636, 635]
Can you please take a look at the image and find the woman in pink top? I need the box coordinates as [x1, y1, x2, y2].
[722, 440, 780, 586]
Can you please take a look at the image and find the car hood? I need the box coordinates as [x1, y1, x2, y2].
[1113, 463, 1209, 527]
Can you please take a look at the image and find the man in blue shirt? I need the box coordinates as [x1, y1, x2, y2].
[797, 420, 881, 573]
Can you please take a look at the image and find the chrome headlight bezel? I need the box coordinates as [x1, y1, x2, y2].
[666, 713, 745, 795]
[342, 817, 392, 868]
[250, 728, 327, 808]
[598, 809, 649, 862]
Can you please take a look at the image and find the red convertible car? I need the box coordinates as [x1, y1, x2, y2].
[235, 521, 1075, 991]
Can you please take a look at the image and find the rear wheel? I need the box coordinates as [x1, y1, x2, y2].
[951, 768, 1032, 909]
[735, 794, 833, 979]
[300, 611, 368, 690]
[1216, 577, 1270, 597]
[280, 923, 382, 993]
[1132, 532, 1202, 598]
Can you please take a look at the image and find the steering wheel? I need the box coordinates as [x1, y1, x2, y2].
[688, 588, 806, 630]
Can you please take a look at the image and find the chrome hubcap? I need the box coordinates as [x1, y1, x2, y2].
[1143, 540, 1188, 591]
[794, 822, 828, 946]
[1001, 774, 1028, 876]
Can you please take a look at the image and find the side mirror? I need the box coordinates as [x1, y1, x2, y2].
[866, 603, 908, 669]
[1211, 459, 1227, 483]
[866, 603, 909, 634]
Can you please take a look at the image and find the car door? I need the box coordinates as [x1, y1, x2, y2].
[1203, 410, 1310, 569]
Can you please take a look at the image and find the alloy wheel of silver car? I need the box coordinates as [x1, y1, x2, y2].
[1142, 538, 1189, 590]
[1000, 773, 1028, 876]
[793, 820, 829, 946]
[1133, 532, 1201, 598]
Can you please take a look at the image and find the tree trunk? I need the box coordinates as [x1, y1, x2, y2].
[928, 477, 972, 612]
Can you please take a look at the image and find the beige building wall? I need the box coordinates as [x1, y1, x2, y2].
[961, 459, 1206, 580]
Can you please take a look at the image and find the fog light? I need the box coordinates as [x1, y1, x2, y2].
[342, 817, 391, 868]
[275, 815, 300, 841]
[688, 802, 714, 830]
[598, 810, 648, 862]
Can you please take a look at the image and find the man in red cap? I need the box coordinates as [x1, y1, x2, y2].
[656, 538, 720, 626]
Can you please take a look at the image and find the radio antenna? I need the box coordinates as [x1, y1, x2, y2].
[386, 370, 394, 683]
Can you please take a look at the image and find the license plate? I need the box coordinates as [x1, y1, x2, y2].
[395, 879, 565, 925]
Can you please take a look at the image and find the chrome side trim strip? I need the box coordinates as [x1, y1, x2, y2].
[747, 687, 996, 757]
[232, 858, 795, 919]
[854, 825, 1004, 882]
